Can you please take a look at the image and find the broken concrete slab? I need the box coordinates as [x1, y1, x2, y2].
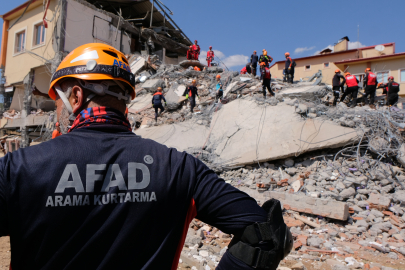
[179, 60, 205, 69]
[279, 85, 327, 101]
[135, 121, 208, 152]
[175, 84, 186, 97]
[130, 57, 146, 75]
[165, 88, 182, 110]
[223, 81, 238, 97]
[141, 79, 164, 92]
[207, 99, 359, 166]
[270, 191, 350, 221]
[128, 93, 152, 112]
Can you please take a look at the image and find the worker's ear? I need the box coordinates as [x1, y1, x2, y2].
[70, 85, 86, 114]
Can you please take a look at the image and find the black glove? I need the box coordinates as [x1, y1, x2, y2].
[228, 199, 293, 270]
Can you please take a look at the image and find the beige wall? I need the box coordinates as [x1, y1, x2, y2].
[4, 0, 58, 86]
[334, 40, 348, 52]
[270, 51, 358, 84]
[360, 44, 394, 58]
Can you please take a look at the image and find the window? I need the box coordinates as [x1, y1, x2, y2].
[33, 23, 45, 46]
[324, 62, 329, 68]
[305, 65, 311, 71]
[400, 69, 405, 82]
[377, 71, 390, 83]
[15, 30, 26, 53]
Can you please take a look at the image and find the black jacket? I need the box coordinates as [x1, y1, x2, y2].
[250, 54, 259, 65]
[332, 74, 346, 87]
[0, 118, 267, 269]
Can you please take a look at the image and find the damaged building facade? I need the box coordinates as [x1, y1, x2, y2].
[270, 37, 405, 95]
[0, 0, 192, 152]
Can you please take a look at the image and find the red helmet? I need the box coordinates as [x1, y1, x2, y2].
[55, 122, 59, 127]
[388, 76, 394, 81]
[209, 46, 212, 49]
[194, 40, 198, 43]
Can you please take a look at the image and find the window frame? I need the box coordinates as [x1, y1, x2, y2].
[304, 65, 311, 71]
[323, 62, 330, 69]
[376, 70, 391, 84]
[399, 69, 405, 83]
[13, 27, 27, 56]
[32, 21, 46, 48]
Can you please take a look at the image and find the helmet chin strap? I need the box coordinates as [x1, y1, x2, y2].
[54, 82, 97, 130]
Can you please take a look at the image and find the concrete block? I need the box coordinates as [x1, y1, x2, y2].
[367, 193, 392, 208]
[130, 57, 146, 74]
[269, 191, 349, 221]
[141, 79, 164, 92]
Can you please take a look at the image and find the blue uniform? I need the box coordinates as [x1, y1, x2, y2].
[0, 107, 267, 269]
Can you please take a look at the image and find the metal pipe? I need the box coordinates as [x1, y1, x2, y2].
[126, 11, 149, 21]
[150, 0, 154, 28]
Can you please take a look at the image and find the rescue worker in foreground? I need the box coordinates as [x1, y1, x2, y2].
[261, 62, 275, 98]
[184, 79, 200, 113]
[250, 51, 259, 76]
[378, 76, 400, 106]
[206, 46, 215, 67]
[363, 68, 378, 106]
[186, 46, 194, 60]
[285, 52, 295, 84]
[0, 43, 292, 269]
[192, 40, 200, 61]
[215, 74, 223, 103]
[332, 69, 346, 106]
[341, 72, 359, 108]
[152, 87, 167, 122]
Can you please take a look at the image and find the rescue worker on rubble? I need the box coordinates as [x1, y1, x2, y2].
[52, 122, 62, 139]
[184, 79, 200, 113]
[259, 50, 273, 79]
[261, 63, 275, 98]
[192, 40, 200, 61]
[341, 72, 359, 107]
[285, 52, 295, 84]
[206, 46, 215, 67]
[0, 43, 292, 270]
[378, 76, 400, 106]
[250, 51, 259, 76]
[362, 68, 378, 106]
[215, 74, 223, 103]
[187, 46, 194, 60]
[332, 69, 346, 106]
[152, 87, 167, 122]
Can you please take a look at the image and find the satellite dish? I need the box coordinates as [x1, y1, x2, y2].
[375, 45, 385, 52]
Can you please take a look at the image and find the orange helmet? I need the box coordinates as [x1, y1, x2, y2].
[194, 66, 201, 71]
[285, 52, 290, 56]
[49, 43, 135, 101]
[345, 72, 351, 76]
[335, 69, 341, 73]
[216, 74, 221, 79]
[192, 79, 197, 84]
[365, 68, 371, 72]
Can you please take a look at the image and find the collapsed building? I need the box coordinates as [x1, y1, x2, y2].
[0, 0, 191, 151]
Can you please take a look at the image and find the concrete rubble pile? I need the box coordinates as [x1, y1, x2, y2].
[126, 62, 405, 269]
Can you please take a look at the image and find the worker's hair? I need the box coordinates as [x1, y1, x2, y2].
[60, 78, 126, 113]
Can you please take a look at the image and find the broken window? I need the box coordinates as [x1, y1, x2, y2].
[377, 71, 389, 83]
[305, 65, 311, 71]
[324, 62, 329, 68]
[33, 23, 45, 46]
[15, 30, 26, 54]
